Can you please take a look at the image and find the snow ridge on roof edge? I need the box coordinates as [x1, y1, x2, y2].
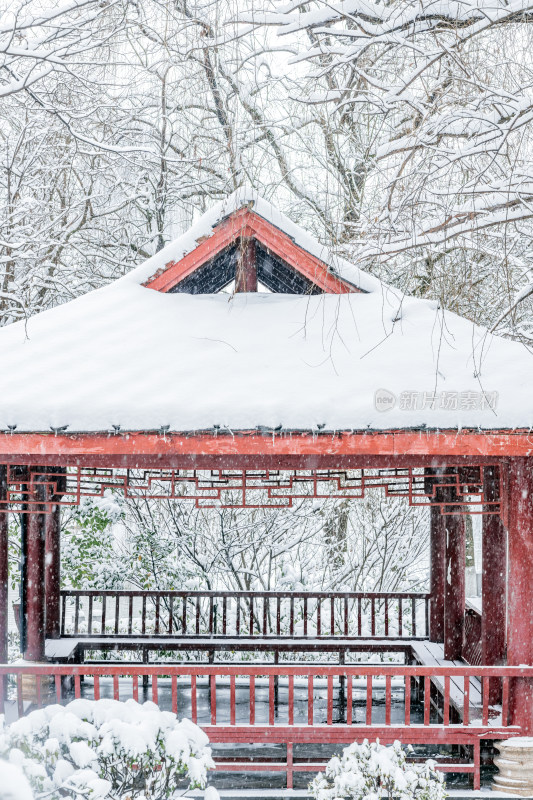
[119, 186, 390, 297]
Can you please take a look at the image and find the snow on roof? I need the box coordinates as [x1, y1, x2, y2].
[0, 189, 531, 433]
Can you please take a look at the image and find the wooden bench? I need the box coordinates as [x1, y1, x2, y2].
[411, 640, 498, 722]
[47, 635, 415, 664]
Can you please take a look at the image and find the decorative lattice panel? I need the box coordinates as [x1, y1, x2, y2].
[0, 465, 500, 515]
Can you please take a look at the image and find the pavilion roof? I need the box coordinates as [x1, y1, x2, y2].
[0, 188, 531, 434]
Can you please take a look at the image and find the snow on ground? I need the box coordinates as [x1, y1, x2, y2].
[0, 190, 531, 433]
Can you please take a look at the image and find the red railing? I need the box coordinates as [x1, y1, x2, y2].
[1, 662, 528, 790]
[60, 590, 430, 639]
[463, 603, 482, 667]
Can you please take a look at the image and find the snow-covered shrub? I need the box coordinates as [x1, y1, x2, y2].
[0, 760, 34, 800]
[310, 740, 446, 800]
[0, 698, 216, 800]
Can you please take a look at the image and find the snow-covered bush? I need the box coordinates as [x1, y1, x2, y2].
[0, 760, 34, 800]
[310, 739, 446, 800]
[0, 698, 216, 800]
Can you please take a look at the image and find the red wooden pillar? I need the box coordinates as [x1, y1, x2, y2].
[444, 510, 466, 661]
[0, 466, 8, 664]
[482, 466, 507, 702]
[429, 505, 446, 643]
[45, 502, 61, 640]
[24, 470, 47, 662]
[44, 468, 65, 640]
[507, 457, 533, 733]
[235, 238, 257, 292]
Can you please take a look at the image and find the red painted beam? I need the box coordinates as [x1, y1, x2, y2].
[0, 430, 531, 468]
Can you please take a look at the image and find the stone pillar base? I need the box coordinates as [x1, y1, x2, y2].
[493, 738, 533, 796]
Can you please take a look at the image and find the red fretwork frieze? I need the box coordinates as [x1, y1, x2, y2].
[0, 465, 501, 515]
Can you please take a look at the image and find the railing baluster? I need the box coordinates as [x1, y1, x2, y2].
[303, 597, 308, 636]
[344, 597, 348, 636]
[288, 675, 294, 725]
[346, 674, 352, 724]
[482, 676, 489, 725]
[141, 596, 146, 635]
[236, 597, 240, 635]
[330, 597, 335, 635]
[249, 595, 254, 636]
[223, 596, 227, 635]
[115, 595, 120, 634]
[425, 596, 430, 637]
[404, 675, 411, 725]
[463, 675, 470, 725]
[412, 597, 416, 636]
[371, 597, 375, 636]
[191, 675, 197, 723]
[209, 596, 214, 635]
[101, 595, 106, 634]
[211, 675, 216, 725]
[366, 675, 372, 725]
[384, 597, 389, 637]
[276, 597, 281, 635]
[195, 596, 200, 634]
[358, 597, 362, 636]
[290, 596, 295, 636]
[398, 598, 403, 636]
[444, 676, 450, 725]
[61, 594, 66, 634]
[317, 598, 321, 636]
[155, 596, 160, 635]
[263, 597, 268, 636]
[424, 675, 430, 725]
[128, 595, 133, 635]
[88, 595, 93, 634]
[169, 596, 173, 635]
[308, 675, 314, 725]
[250, 675, 255, 725]
[502, 677, 509, 726]
[230, 675, 236, 724]
[182, 595, 187, 634]
[74, 596, 80, 634]
[385, 675, 392, 725]
[171, 674, 177, 714]
[327, 675, 333, 724]
[152, 674, 158, 705]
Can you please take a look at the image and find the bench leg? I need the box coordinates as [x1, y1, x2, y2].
[473, 740, 481, 791]
[143, 650, 149, 689]
[338, 651, 346, 722]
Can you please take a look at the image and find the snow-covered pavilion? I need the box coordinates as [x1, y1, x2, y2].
[0, 190, 532, 789]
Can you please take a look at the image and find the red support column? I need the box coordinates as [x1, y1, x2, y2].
[235, 238, 257, 292]
[0, 467, 8, 664]
[45, 502, 61, 640]
[44, 468, 65, 640]
[507, 457, 533, 733]
[482, 466, 507, 702]
[429, 505, 446, 643]
[24, 470, 47, 662]
[444, 510, 466, 661]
